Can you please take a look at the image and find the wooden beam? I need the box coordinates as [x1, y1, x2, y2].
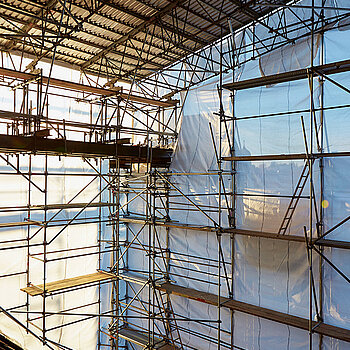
[32, 128, 50, 138]
[229, 228, 350, 250]
[0, 220, 42, 229]
[0, 67, 177, 107]
[223, 151, 350, 161]
[21, 271, 115, 296]
[119, 216, 350, 249]
[119, 216, 217, 232]
[118, 328, 178, 349]
[118, 272, 148, 286]
[116, 138, 131, 144]
[118, 328, 151, 347]
[227, 228, 305, 243]
[160, 283, 350, 342]
[223, 59, 350, 91]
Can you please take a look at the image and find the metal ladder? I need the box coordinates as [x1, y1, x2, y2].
[157, 288, 184, 349]
[278, 161, 311, 235]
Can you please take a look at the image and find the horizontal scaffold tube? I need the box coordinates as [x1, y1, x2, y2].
[0, 67, 178, 107]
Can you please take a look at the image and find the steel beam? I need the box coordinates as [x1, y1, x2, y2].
[80, 0, 187, 69]
[0, 134, 172, 166]
[2, 0, 59, 52]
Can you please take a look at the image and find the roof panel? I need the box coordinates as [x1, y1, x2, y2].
[0, 0, 289, 81]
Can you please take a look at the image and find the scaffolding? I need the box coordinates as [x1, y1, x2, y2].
[0, 59, 179, 349]
[0, 1, 350, 349]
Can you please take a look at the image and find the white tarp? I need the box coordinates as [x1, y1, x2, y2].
[129, 3, 350, 348]
[0, 57, 110, 350]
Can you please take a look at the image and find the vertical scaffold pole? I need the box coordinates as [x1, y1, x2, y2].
[230, 24, 237, 350]
[318, 2, 326, 349]
[309, 1, 315, 348]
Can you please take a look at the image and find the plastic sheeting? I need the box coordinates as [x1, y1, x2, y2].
[122, 3, 350, 348]
[0, 57, 111, 349]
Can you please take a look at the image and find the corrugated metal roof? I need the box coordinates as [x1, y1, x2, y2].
[0, 0, 288, 83]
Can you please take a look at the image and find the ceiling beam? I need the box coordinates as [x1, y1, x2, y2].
[0, 12, 178, 72]
[2, 0, 59, 52]
[227, 0, 293, 43]
[100, 0, 219, 42]
[80, 0, 188, 70]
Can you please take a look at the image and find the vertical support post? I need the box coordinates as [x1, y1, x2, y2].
[151, 170, 156, 347]
[309, 1, 315, 347]
[114, 157, 120, 350]
[98, 158, 102, 350]
[117, 97, 121, 141]
[42, 154, 48, 343]
[318, 2, 326, 349]
[26, 154, 32, 332]
[217, 32, 223, 350]
[230, 28, 237, 350]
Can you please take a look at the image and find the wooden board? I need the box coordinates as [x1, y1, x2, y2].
[119, 216, 216, 232]
[118, 328, 150, 347]
[223, 58, 350, 91]
[158, 345, 179, 350]
[120, 216, 350, 249]
[118, 272, 148, 286]
[159, 283, 350, 343]
[0, 220, 42, 228]
[228, 228, 305, 243]
[118, 328, 178, 349]
[21, 271, 115, 296]
[223, 151, 350, 162]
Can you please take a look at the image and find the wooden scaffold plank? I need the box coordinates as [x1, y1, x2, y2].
[159, 283, 350, 343]
[118, 328, 178, 349]
[21, 271, 116, 296]
[223, 59, 350, 91]
[119, 216, 350, 249]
